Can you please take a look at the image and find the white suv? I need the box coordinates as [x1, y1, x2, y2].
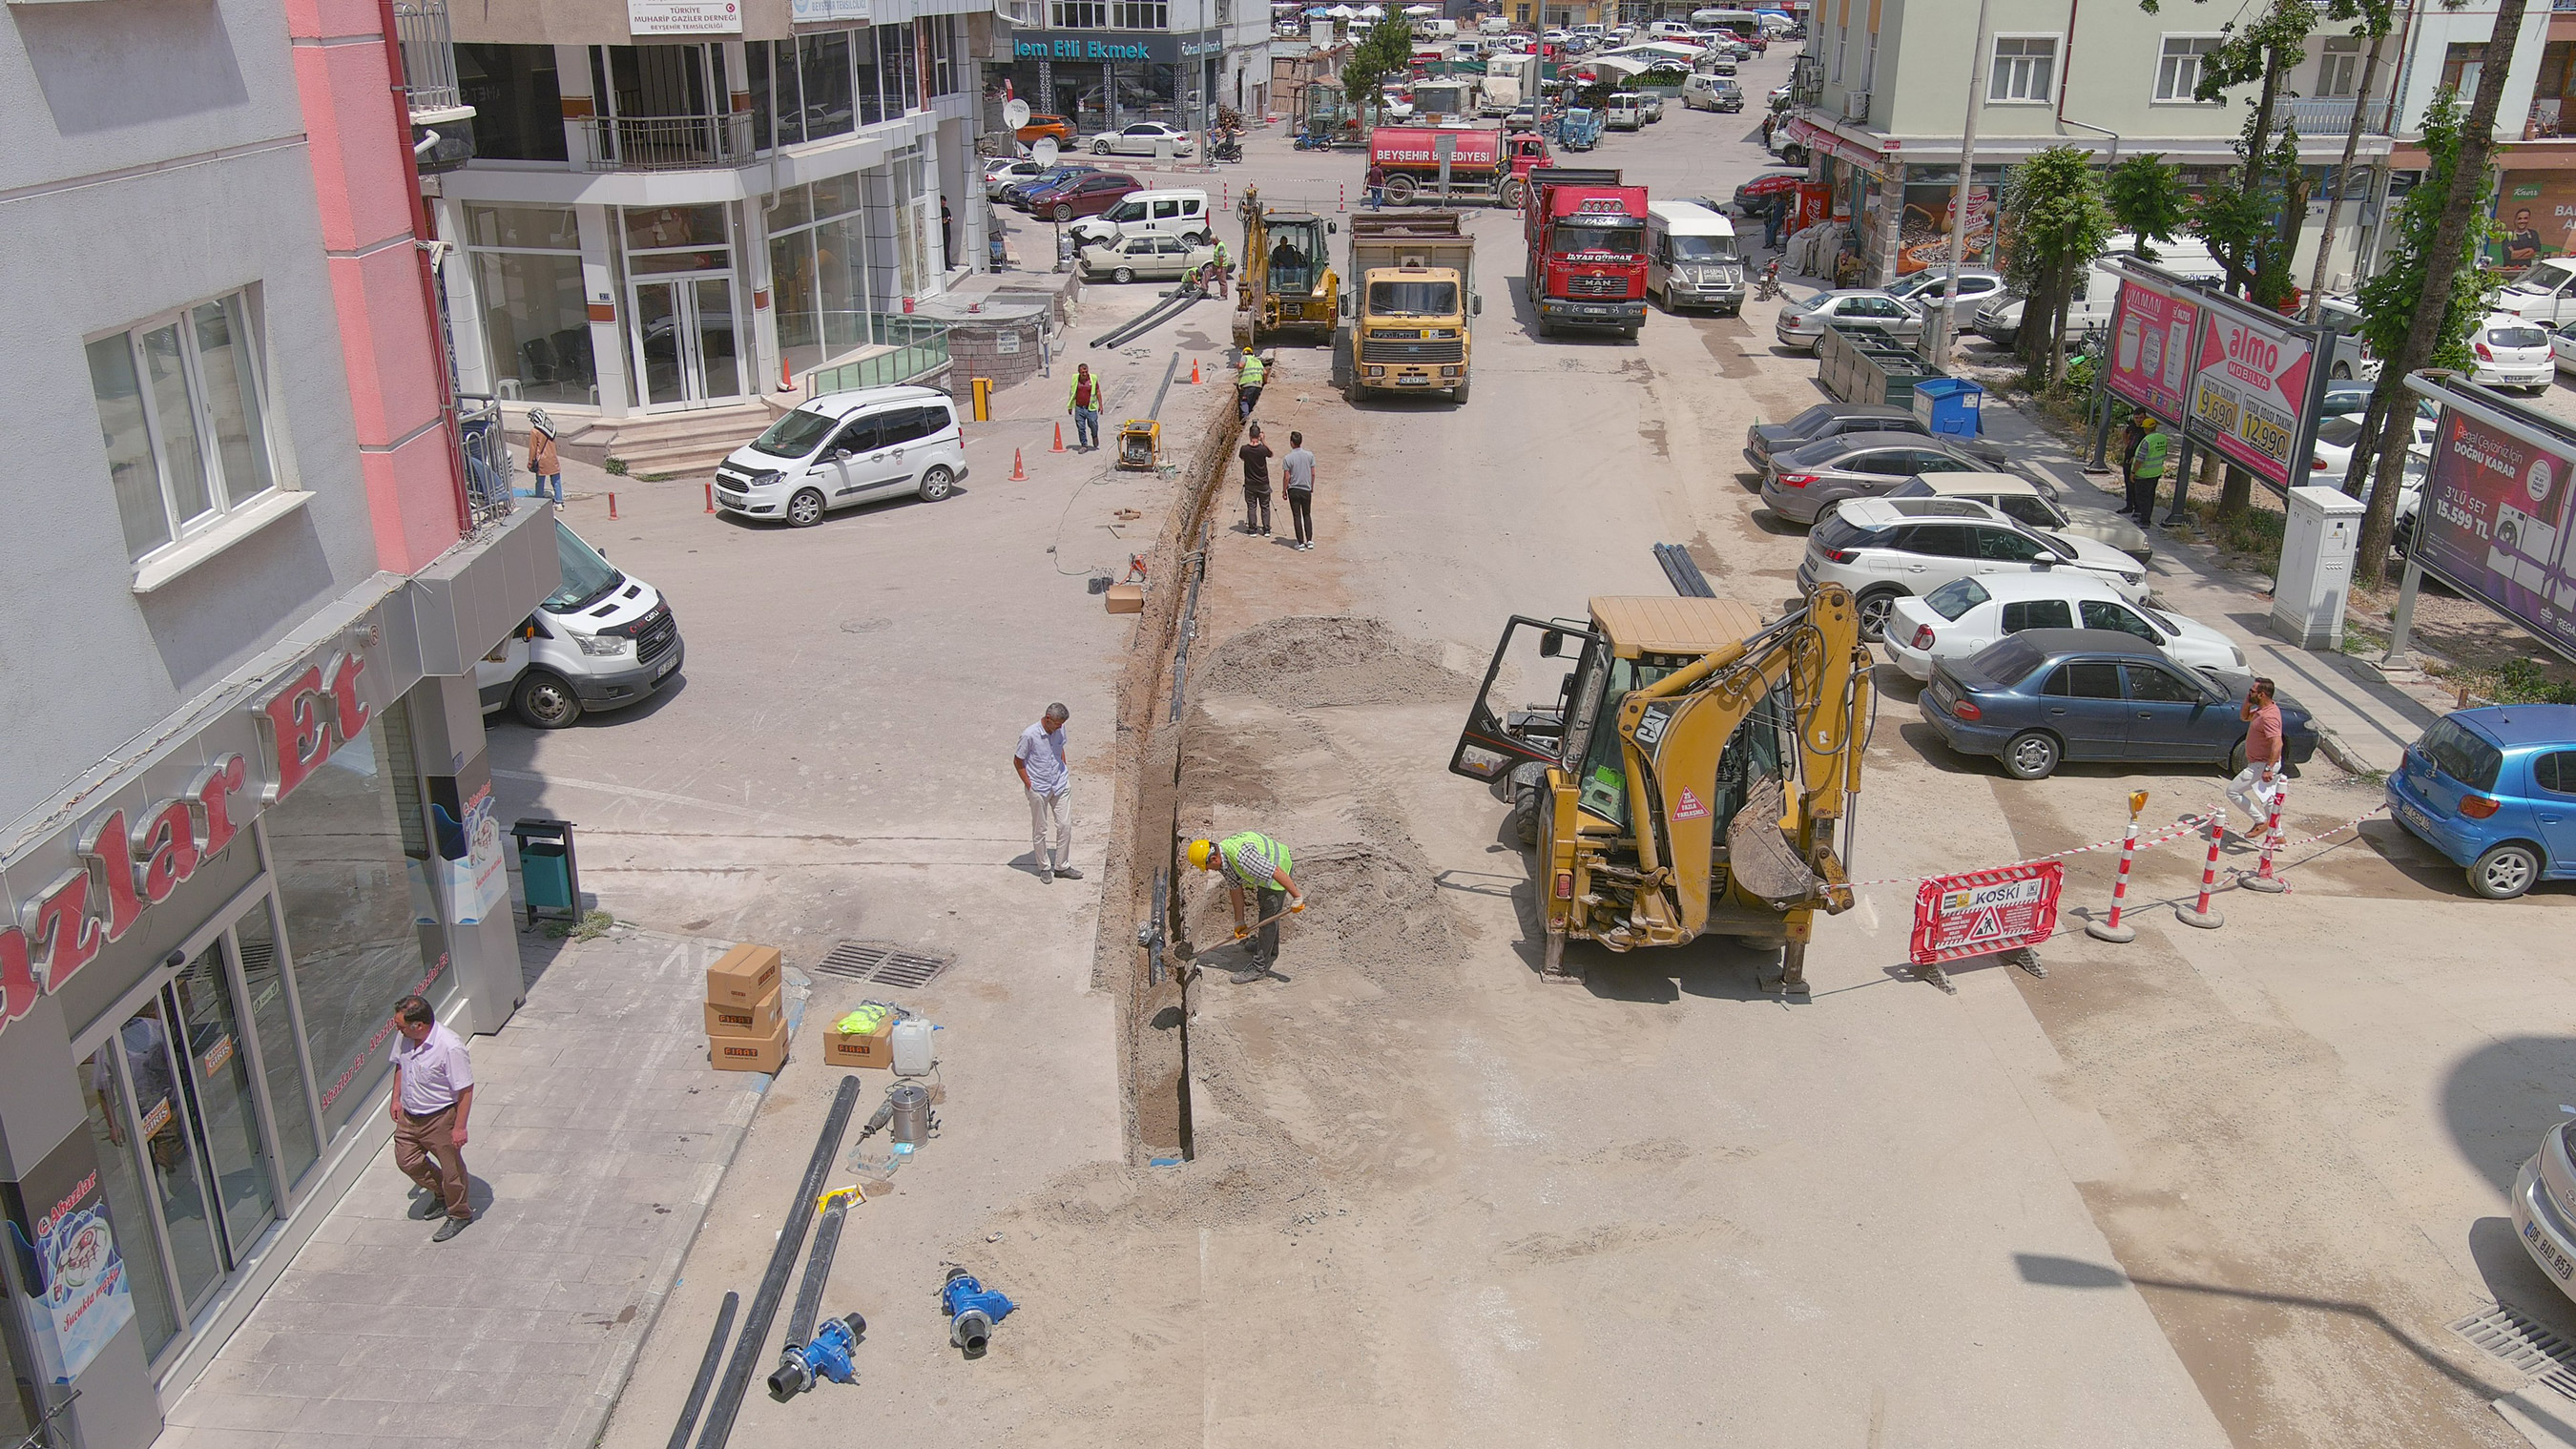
[1880, 571, 2242, 682]
[715, 385, 968, 527]
[1796, 496, 2150, 641]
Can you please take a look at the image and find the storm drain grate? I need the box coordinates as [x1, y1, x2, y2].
[2450, 1302, 2576, 1400]
[812, 941, 953, 990]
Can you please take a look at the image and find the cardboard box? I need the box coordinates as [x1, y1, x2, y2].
[711, 1019, 789, 1074]
[704, 986, 782, 1039]
[707, 943, 783, 1007]
[824, 1017, 893, 1069]
[1104, 583, 1144, 614]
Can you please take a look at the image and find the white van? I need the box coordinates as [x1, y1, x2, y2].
[1606, 93, 1647, 131]
[1680, 72, 1744, 112]
[714, 384, 969, 527]
[1066, 188, 1213, 249]
[1420, 16, 1458, 37]
[478, 518, 684, 729]
[1647, 199, 1745, 314]
[1479, 14, 1512, 32]
[1972, 240, 2222, 347]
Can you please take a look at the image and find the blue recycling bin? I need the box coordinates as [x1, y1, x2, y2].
[1911, 376, 1984, 440]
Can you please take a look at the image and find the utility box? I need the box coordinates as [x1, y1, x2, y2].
[1911, 376, 1984, 439]
[2273, 486, 2366, 649]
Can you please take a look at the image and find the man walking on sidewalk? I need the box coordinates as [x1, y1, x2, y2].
[2227, 676, 2284, 834]
[526, 409, 563, 505]
[2127, 414, 2167, 524]
[389, 995, 475, 1241]
[1069, 363, 1103, 451]
[1238, 423, 1275, 536]
[1189, 833, 1304, 983]
[1282, 430, 1317, 550]
[1015, 703, 1080, 881]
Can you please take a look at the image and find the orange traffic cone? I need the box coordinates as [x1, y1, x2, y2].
[1190, 358, 1201, 383]
[1052, 423, 1066, 453]
[1012, 448, 1028, 480]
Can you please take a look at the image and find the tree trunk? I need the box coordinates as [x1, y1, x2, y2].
[2342, 387, 2390, 500]
[2226, 40, 2288, 300]
[2272, 162, 2313, 309]
[2356, 0, 2530, 587]
[2218, 464, 2254, 518]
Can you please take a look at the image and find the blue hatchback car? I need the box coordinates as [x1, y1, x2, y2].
[2385, 704, 2576, 899]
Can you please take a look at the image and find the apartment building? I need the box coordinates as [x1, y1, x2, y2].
[1782, 0, 2446, 289]
[430, 0, 994, 425]
[2389, 1, 2573, 268]
[1000, 0, 1273, 129]
[0, 1, 552, 1444]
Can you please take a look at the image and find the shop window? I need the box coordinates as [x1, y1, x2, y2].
[1054, 0, 1108, 27]
[2155, 35, 2221, 102]
[465, 204, 596, 406]
[880, 23, 919, 114]
[770, 178, 873, 378]
[1112, 0, 1168, 27]
[1987, 35, 2056, 104]
[455, 43, 569, 162]
[262, 695, 449, 1140]
[87, 289, 280, 566]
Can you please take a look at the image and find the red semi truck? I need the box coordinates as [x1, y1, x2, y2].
[1366, 125, 1556, 208]
[1523, 167, 1650, 338]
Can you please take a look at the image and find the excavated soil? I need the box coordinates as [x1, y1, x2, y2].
[1192, 614, 1465, 709]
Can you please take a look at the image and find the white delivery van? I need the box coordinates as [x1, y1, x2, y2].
[1066, 188, 1213, 249]
[1606, 93, 1648, 130]
[1680, 72, 1744, 111]
[1420, 17, 1458, 37]
[479, 518, 685, 729]
[1646, 199, 1745, 314]
[1480, 14, 1511, 32]
[713, 384, 969, 527]
[1973, 239, 2222, 347]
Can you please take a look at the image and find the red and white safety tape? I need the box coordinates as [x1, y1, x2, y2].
[1845, 804, 2385, 892]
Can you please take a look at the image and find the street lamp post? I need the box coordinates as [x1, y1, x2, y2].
[1924, 0, 1993, 365]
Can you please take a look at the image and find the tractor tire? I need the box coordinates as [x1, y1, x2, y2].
[1507, 777, 1542, 847]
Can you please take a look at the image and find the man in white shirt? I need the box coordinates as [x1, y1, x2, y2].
[1014, 703, 1079, 883]
[388, 994, 476, 1240]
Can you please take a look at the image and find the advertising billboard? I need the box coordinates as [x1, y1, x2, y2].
[2414, 393, 2576, 663]
[2105, 272, 2204, 423]
[2187, 295, 2324, 492]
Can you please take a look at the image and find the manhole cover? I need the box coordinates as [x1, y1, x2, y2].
[813, 941, 953, 990]
[2451, 1302, 2576, 1400]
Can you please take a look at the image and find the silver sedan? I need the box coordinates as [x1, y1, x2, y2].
[1089, 122, 1196, 157]
[1759, 431, 1990, 525]
[1775, 289, 1926, 353]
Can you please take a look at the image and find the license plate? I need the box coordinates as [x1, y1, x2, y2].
[2527, 1218, 2576, 1282]
[655, 654, 680, 680]
[2398, 801, 2432, 835]
[1397, 376, 1430, 385]
[717, 492, 744, 509]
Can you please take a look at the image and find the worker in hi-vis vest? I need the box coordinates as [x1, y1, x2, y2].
[1189, 832, 1301, 982]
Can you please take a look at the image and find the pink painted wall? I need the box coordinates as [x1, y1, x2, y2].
[289, 0, 467, 573]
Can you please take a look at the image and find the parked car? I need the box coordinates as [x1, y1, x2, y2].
[1744, 404, 2005, 474]
[1068, 188, 1214, 248]
[1876, 472, 2151, 564]
[1775, 289, 1925, 353]
[2308, 404, 2438, 486]
[2316, 295, 2380, 382]
[1078, 234, 1215, 282]
[1641, 89, 1666, 121]
[1015, 114, 1075, 145]
[2552, 320, 2576, 375]
[1884, 266, 2008, 314]
[1090, 121, 1196, 157]
[2385, 704, 2576, 899]
[1797, 496, 2150, 641]
[1758, 432, 1993, 525]
[985, 157, 1047, 198]
[1919, 630, 2318, 780]
[1001, 163, 1096, 206]
[1681, 73, 1744, 111]
[1972, 239, 2222, 347]
[2492, 256, 2576, 328]
[1024, 171, 1143, 221]
[713, 384, 967, 528]
[2472, 313, 2555, 393]
[1606, 93, 1647, 130]
[2511, 1119, 2576, 1301]
[477, 519, 684, 730]
[1880, 572, 2244, 683]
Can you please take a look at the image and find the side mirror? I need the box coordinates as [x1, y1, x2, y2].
[1473, 295, 1485, 316]
[831, 447, 853, 462]
[1329, 220, 1340, 234]
[1539, 629, 1567, 658]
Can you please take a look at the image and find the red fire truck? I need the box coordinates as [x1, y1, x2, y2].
[1366, 125, 1556, 207]
[1523, 167, 1649, 338]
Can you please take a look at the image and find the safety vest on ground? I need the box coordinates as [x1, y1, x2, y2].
[1238, 354, 1266, 387]
[1218, 831, 1291, 890]
[2134, 430, 2171, 480]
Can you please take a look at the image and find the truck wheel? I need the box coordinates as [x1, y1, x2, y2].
[1451, 375, 1469, 404]
[1502, 177, 1527, 208]
[1383, 174, 1418, 204]
[511, 671, 583, 731]
[1507, 777, 1541, 846]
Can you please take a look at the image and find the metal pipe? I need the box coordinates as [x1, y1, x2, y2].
[696, 1075, 862, 1449]
[664, 1292, 738, 1449]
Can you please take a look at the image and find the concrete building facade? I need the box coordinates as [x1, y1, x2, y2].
[0, 0, 552, 1443]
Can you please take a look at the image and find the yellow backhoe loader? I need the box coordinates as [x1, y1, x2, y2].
[1232, 186, 1338, 347]
[1448, 579, 1871, 994]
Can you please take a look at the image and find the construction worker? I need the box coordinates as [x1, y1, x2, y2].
[2131, 414, 2171, 526]
[1189, 833, 1302, 983]
[1236, 347, 1267, 422]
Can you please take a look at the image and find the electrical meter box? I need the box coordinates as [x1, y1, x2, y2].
[2272, 486, 2366, 649]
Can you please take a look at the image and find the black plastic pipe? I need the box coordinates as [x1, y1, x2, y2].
[765, 1199, 851, 1398]
[664, 1291, 737, 1449]
[696, 1074, 861, 1449]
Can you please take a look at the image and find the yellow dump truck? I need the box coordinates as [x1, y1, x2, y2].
[1334, 211, 1480, 404]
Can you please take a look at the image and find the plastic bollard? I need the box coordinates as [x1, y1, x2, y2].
[2176, 809, 2226, 929]
[2241, 774, 2289, 894]
[608, 491, 618, 520]
[2085, 803, 2145, 943]
[704, 482, 716, 513]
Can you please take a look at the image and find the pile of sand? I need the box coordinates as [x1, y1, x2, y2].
[1193, 615, 1469, 709]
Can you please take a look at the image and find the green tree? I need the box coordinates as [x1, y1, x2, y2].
[2104, 155, 2189, 261]
[1999, 146, 2115, 384]
[1340, 17, 1415, 122]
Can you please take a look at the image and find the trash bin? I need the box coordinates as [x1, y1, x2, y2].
[1911, 376, 1984, 440]
[510, 818, 581, 929]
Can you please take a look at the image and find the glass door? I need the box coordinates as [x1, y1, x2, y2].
[629, 276, 742, 408]
[169, 943, 280, 1257]
[103, 996, 225, 1318]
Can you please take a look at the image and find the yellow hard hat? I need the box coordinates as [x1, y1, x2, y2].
[1188, 838, 1216, 870]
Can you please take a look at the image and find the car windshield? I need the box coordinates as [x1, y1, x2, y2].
[1923, 576, 1989, 620]
[1369, 279, 1459, 315]
[1671, 234, 1736, 260]
[1554, 220, 1643, 256]
[2489, 322, 2549, 348]
[747, 407, 839, 460]
[2314, 416, 2363, 447]
[1781, 404, 1836, 435]
[2508, 260, 2576, 293]
[547, 520, 623, 613]
[1968, 634, 2045, 685]
[2420, 716, 2503, 791]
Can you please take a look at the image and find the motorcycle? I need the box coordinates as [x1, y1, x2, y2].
[1211, 133, 1244, 163]
[1755, 259, 1782, 302]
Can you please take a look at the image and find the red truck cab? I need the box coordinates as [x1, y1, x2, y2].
[1523, 167, 1650, 337]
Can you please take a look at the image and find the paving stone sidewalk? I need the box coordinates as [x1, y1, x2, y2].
[154, 928, 782, 1449]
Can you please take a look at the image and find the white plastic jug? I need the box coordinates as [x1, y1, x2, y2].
[891, 1019, 936, 1076]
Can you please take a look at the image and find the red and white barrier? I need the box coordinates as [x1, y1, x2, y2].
[2177, 809, 2226, 929]
[2085, 797, 2148, 943]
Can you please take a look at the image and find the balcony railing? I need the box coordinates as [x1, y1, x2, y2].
[393, 0, 463, 117]
[803, 316, 953, 396]
[581, 113, 757, 172]
[454, 396, 517, 528]
[2280, 95, 2393, 136]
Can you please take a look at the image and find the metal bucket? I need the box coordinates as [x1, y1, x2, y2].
[888, 1084, 934, 1146]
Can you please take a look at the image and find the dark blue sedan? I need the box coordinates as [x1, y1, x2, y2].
[1918, 629, 2319, 780]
